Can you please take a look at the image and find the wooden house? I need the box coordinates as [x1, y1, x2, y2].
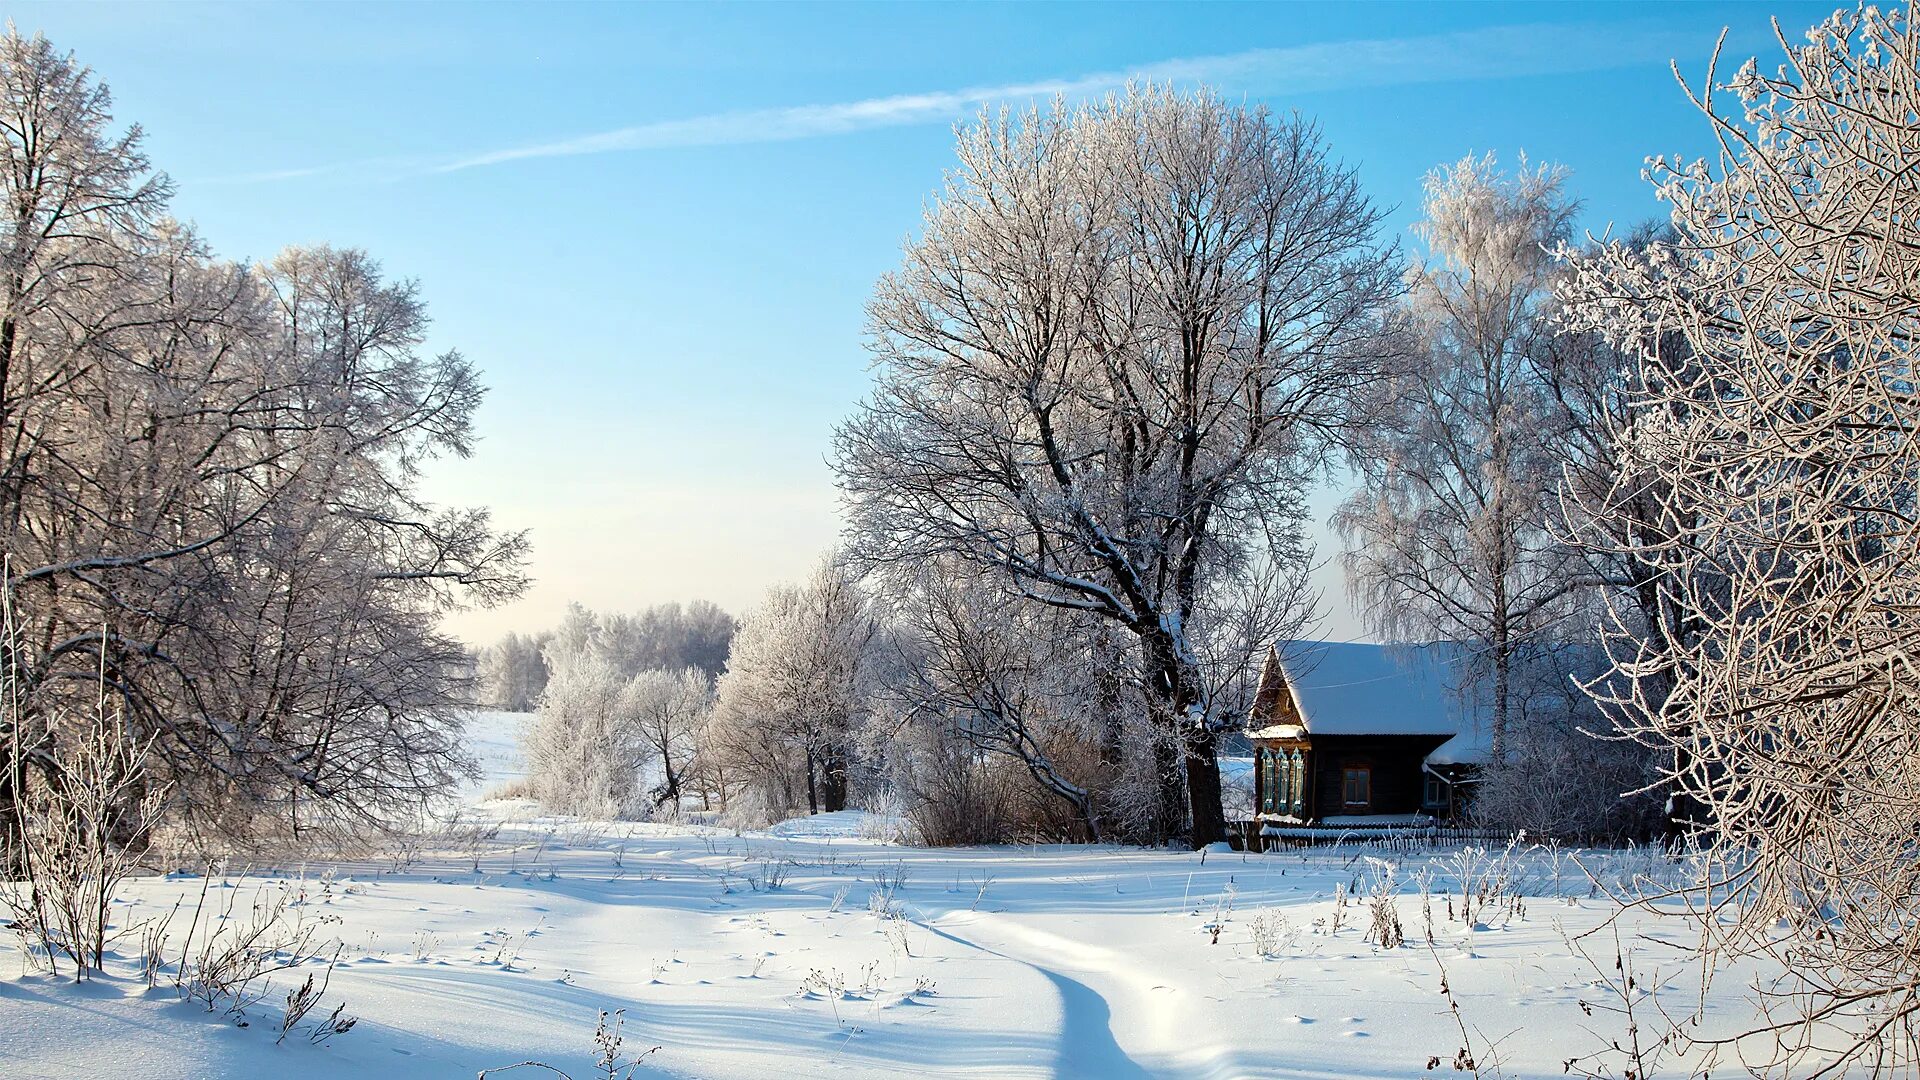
[1245, 641, 1489, 833]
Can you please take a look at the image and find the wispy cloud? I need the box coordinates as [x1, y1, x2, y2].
[201, 20, 1706, 185]
[198, 164, 339, 185]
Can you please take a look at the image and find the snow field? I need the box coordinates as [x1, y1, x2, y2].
[0, 713, 1768, 1079]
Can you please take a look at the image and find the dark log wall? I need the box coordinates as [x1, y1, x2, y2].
[1306, 734, 1450, 818]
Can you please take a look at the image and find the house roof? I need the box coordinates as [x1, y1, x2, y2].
[1426, 727, 1494, 765]
[1246, 640, 1475, 739]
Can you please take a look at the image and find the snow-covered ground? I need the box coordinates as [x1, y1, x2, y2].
[1, 714, 1767, 1079]
[457, 709, 529, 803]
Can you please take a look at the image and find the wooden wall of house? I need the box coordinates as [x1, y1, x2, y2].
[1307, 734, 1450, 818]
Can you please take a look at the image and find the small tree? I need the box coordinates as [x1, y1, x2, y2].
[522, 649, 638, 819]
[705, 557, 876, 821]
[621, 667, 710, 812]
[1, 593, 169, 979]
[872, 558, 1111, 842]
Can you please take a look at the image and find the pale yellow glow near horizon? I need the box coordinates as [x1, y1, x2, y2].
[435, 477, 842, 646]
[430, 456, 1368, 650]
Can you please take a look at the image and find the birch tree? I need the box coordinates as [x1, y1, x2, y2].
[1561, 6, 1920, 1067]
[836, 86, 1399, 845]
[1336, 155, 1586, 761]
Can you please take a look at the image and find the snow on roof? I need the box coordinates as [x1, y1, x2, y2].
[1426, 727, 1494, 766]
[1260, 640, 1476, 738]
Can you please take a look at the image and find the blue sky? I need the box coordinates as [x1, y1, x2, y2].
[9, 1, 1836, 644]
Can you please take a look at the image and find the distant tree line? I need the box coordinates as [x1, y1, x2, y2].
[477, 599, 733, 712]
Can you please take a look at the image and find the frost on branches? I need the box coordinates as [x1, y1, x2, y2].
[1561, 6, 1920, 1068]
[521, 604, 722, 820]
[834, 85, 1397, 846]
[0, 31, 529, 847]
[704, 558, 876, 825]
[1336, 154, 1588, 764]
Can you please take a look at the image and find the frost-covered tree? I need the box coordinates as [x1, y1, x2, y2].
[531, 601, 735, 688]
[621, 667, 710, 810]
[522, 647, 639, 820]
[479, 632, 552, 711]
[1535, 224, 1715, 837]
[610, 601, 735, 679]
[1467, 647, 1659, 843]
[836, 86, 1400, 845]
[706, 558, 876, 821]
[871, 558, 1116, 842]
[1336, 155, 1587, 761]
[1560, 6, 1920, 1067]
[0, 31, 527, 843]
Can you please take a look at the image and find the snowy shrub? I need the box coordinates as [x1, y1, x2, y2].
[714, 785, 782, 832]
[277, 949, 358, 1046]
[890, 726, 1019, 846]
[1247, 910, 1296, 959]
[1, 661, 170, 980]
[1366, 888, 1404, 950]
[478, 1007, 659, 1080]
[854, 788, 912, 844]
[145, 877, 348, 1024]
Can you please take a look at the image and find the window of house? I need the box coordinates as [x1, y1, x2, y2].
[1289, 751, 1305, 816]
[1341, 766, 1371, 808]
[1424, 773, 1447, 810]
[1259, 751, 1275, 812]
[1275, 751, 1291, 812]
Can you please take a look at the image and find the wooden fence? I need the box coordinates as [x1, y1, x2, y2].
[1229, 819, 1511, 854]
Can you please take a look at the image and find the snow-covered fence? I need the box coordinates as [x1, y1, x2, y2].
[1233, 818, 1509, 854]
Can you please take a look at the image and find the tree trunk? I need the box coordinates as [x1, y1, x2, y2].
[804, 748, 819, 815]
[1148, 730, 1183, 843]
[1491, 625, 1510, 764]
[819, 744, 848, 813]
[1141, 636, 1224, 848]
[659, 748, 680, 807]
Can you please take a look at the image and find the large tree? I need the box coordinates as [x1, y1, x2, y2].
[1561, 6, 1920, 1067]
[835, 86, 1398, 845]
[0, 31, 527, 842]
